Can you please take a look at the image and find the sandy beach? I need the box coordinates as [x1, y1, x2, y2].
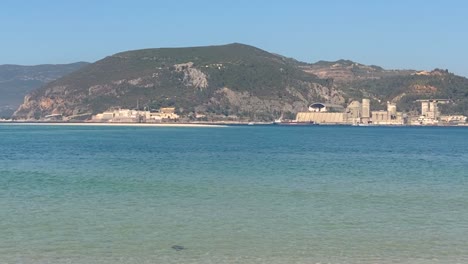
[0, 122, 227, 128]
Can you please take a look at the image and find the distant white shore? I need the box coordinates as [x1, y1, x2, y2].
[0, 122, 227, 128]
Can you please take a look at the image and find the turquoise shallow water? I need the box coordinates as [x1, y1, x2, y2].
[0, 124, 467, 264]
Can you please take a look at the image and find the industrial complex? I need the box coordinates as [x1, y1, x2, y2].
[295, 99, 466, 126]
[296, 99, 405, 125]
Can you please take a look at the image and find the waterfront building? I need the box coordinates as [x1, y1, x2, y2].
[297, 103, 346, 124]
[296, 112, 346, 124]
[92, 107, 179, 123]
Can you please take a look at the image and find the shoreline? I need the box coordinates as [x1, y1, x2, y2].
[0, 122, 227, 128]
[1, 120, 468, 127]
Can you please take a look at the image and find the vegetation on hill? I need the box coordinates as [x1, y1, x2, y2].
[12, 44, 468, 120]
[14, 44, 343, 120]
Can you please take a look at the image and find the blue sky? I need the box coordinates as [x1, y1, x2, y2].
[1, 0, 467, 76]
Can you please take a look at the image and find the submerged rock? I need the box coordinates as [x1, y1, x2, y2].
[171, 245, 185, 251]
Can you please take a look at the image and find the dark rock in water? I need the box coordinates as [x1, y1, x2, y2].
[171, 245, 185, 251]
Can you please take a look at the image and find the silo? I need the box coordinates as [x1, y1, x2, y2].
[429, 101, 439, 119]
[387, 102, 397, 115]
[361, 99, 370, 118]
[421, 101, 429, 116]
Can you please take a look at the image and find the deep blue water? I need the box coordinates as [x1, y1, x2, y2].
[1, 124, 467, 263]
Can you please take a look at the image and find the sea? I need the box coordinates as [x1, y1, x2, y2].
[0, 124, 467, 264]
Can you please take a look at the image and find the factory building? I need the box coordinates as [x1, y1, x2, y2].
[345, 100, 361, 123]
[296, 99, 369, 124]
[295, 99, 404, 125]
[296, 112, 345, 124]
[417, 99, 450, 120]
[413, 99, 453, 125]
[297, 103, 346, 124]
[296, 101, 364, 124]
[371, 102, 404, 125]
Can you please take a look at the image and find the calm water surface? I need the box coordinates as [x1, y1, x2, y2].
[0, 124, 467, 264]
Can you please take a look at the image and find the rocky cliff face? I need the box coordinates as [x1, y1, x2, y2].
[202, 84, 344, 120]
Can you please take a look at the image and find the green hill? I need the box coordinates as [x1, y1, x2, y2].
[14, 44, 343, 120]
[13, 44, 468, 120]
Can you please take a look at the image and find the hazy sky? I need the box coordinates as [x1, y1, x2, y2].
[2, 0, 467, 76]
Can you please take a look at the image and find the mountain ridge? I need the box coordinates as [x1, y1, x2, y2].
[12, 44, 468, 120]
[0, 62, 89, 117]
